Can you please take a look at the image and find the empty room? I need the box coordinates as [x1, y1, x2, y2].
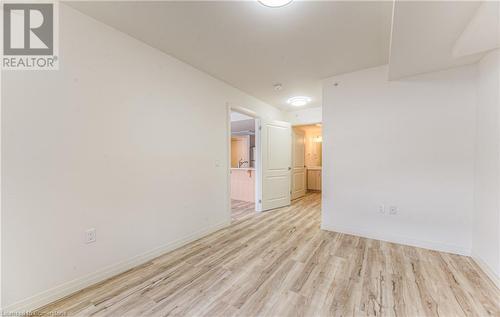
[1, 1, 500, 316]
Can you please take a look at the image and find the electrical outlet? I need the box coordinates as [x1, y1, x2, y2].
[85, 228, 96, 244]
[389, 206, 398, 215]
[378, 204, 385, 214]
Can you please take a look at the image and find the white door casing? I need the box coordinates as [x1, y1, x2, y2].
[291, 129, 306, 200]
[259, 120, 292, 211]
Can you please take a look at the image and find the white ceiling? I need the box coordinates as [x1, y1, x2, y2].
[67, 1, 393, 111]
[389, 1, 484, 79]
[453, 2, 500, 58]
[67, 1, 494, 110]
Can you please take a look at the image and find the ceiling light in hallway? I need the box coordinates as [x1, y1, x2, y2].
[287, 96, 311, 107]
[258, 0, 293, 8]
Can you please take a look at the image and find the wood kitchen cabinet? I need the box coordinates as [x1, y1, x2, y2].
[230, 168, 255, 202]
[307, 169, 322, 191]
[231, 136, 250, 168]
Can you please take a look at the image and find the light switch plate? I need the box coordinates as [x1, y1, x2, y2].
[85, 228, 96, 244]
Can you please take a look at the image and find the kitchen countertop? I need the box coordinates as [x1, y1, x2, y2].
[307, 166, 322, 170]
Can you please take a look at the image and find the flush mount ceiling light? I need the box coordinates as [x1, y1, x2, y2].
[287, 96, 311, 107]
[258, 0, 293, 8]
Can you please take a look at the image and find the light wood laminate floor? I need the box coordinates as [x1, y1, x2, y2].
[39, 193, 500, 316]
[231, 200, 256, 222]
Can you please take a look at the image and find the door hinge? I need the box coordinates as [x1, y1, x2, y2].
[259, 126, 262, 131]
[258, 199, 262, 204]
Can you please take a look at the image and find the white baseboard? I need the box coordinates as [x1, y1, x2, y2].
[321, 224, 470, 256]
[3, 220, 230, 314]
[471, 253, 500, 290]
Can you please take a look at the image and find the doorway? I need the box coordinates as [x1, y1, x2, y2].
[229, 110, 257, 222]
[291, 123, 322, 200]
[228, 108, 294, 222]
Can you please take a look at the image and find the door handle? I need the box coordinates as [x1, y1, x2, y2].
[288, 167, 292, 171]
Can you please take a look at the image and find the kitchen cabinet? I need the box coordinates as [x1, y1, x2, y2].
[231, 136, 250, 168]
[231, 168, 255, 202]
[307, 168, 322, 191]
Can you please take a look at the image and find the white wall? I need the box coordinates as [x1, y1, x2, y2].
[285, 107, 322, 126]
[1, 5, 283, 310]
[472, 49, 500, 287]
[322, 65, 477, 255]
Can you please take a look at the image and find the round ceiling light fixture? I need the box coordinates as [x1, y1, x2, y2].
[287, 96, 311, 107]
[258, 0, 293, 8]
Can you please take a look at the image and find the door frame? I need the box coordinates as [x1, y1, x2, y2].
[226, 104, 262, 221]
[290, 122, 323, 200]
[291, 128, 306, 200]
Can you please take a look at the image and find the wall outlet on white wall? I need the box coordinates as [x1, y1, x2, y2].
[85, 228, 96, 244]
[389, 206, 398, 215]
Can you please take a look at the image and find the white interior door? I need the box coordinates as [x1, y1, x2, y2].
[291, 129, 306, 200]
[259, 120, 292, 211]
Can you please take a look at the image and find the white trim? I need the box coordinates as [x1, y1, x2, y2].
[230, 106, 257, 119]
[471, 253, 500, 290]
[0, 60, 3, 310]
[226, 103, 233, 222]
[254, 118, 263, 212]
[3, 220, 230, 313]
[321, 224, 470, 256]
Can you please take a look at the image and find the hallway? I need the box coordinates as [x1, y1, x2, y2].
[39, 193, 499, 316]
